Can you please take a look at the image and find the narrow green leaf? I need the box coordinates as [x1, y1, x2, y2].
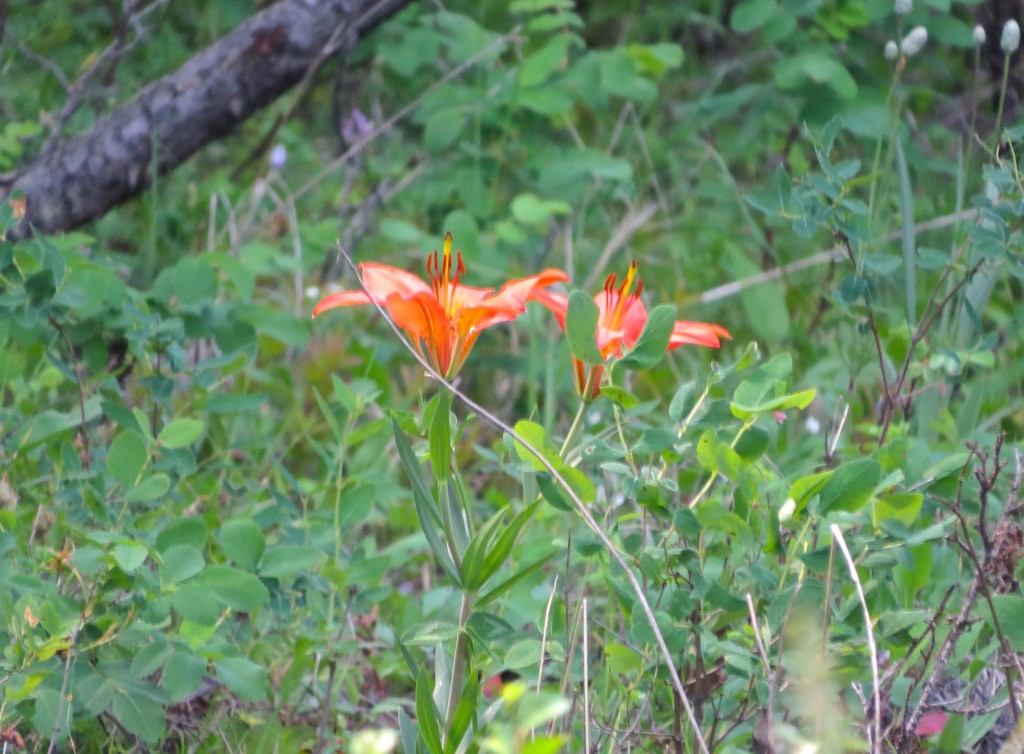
[461, 506, 510, 592]
[312, 386, 345, 443]
[393, 420, 461, 585]
[448, 672, 480, 752]
[403, 621, 461, 645]
[565, 290, 603, 365]
[429, 390, 452, 483]
[415, 668, 444, 754]
[480, 501, 540, 589]
[398, 708, 418, 754]
[731, 388, 816, 420]
[478, 552, 556, 607]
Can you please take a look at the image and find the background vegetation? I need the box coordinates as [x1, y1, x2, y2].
[2, 0, 1023, 751]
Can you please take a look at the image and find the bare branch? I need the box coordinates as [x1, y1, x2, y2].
[2, 0, 411, 239]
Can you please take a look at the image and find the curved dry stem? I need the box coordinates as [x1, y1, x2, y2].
[830, 524, 881, 754]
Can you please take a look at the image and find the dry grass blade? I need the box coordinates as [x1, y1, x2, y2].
[831, 524, 882, 754]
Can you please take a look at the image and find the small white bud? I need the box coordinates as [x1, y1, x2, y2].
[894, 0, 912, 15]
[901, 26, 928, 57]
[779, 498, 797, 523]
[805, 416, 822, 434]
[885, 40, 899, 60]
[269, 144, 288, 169]
[1001, 19, 1020, 54]
[973, 25, 987, 46]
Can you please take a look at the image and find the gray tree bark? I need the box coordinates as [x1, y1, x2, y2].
[1, 0, 411, 240]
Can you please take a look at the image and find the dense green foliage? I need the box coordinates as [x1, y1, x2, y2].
[2, 0, 1024, 752]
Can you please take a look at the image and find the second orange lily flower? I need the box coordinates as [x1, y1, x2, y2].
[313, 233, 568, 379]
[529, 262, 730, 400]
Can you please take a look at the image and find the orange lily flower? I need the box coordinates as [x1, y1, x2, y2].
[313, 232, 569, 379]
[530, 261, 730, 400]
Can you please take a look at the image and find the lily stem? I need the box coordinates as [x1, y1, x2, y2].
[560, 369, 598, 460]
[444, 591, 476, 739]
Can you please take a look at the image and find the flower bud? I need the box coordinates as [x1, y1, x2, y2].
[973, 24, 987, 46]
[1001, 19, 1020, 54]
[269, 144, 287, 170]
[885, 40, 899, 59]
[894, 0, 912, 15]
[901, 26, 928, 57]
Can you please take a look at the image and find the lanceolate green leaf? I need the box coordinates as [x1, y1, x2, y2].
[478, 551, 556, 607]
[415, 668, 444, 754]
[393, 420, 460, 585]
[480, 500, 541, 591]
[429, 390, 452, 483]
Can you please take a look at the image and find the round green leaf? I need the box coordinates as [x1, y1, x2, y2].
[565, 290, 603, 365]
[215, 657, 269, 701]
[162, 651, 206, 702]
[194, 565, 270, 613]
[107, 430, 147, 489]
[505, 639, 545, 670]
[158, 418, 204, 449]
[113, 542, 149, 573]
[220, 519, 265, 572]
[160, 545, 205, 586]
[260, 545, 325, 578]
[123, 473, 170, 503]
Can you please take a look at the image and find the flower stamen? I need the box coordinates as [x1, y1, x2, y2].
[609, 261, 640, 329]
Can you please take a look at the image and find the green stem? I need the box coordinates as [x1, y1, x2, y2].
[867, 46, 903, 229]
[560, 399, 588, 460]
[612, 402, 638, 476]
[994, 53, 1012, 148]
[560, 368, 599, 460]
[686, 420, 754, 510]
[444, 592, 476, 738]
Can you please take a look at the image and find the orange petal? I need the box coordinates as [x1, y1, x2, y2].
[456, 304, 525, 338]
[488, 268, 570, 310]
[669, 321, 731, 349]
[360, 263, 432, 302]
[384, 291, 446, 341]
[312, 290, 372, 317]
[528, 289, 569, 329]
[449, 283, 495, 311]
